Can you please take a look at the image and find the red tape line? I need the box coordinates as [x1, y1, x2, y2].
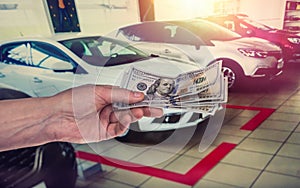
[76, 105, 275, 185]
[225, 104, 276, 131]
[76, 142, 236, 186]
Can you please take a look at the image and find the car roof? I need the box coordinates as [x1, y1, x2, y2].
[0, 33, 102, 44]
[49, 32, 101, 41]
[119, 19, 207, 30]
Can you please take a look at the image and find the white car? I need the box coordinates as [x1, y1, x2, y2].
[114, 19, 284, 90]
[0, 33, 208, 133]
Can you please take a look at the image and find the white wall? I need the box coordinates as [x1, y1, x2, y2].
[238, 0, 286, 29]
[154, 0, 216, 21]
[153, 0, 286, 29]
[0, 0, 288, 41]
[0, 0, 140, 41]
[0, 0, 52, 40]
[75, 0, 140, 35]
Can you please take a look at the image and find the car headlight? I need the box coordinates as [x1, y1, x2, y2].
[287, 37, 300, 44]
[238, 48, 268, 58]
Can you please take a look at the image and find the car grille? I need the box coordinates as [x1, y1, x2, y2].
[0, 147, 39, 188]
[254, 67, 282, 77]
[187, 113, 203, 123]
[152, 113, 184, 124]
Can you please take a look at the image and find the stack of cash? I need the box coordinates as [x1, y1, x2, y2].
[115, 60, 227, 116]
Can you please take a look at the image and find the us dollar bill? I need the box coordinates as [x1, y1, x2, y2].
[115, 60, 226, 114]
[174, 76, 228, 104]
[174, 60, 222, 98]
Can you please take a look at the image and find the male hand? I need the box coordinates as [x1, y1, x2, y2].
[51, 85, 163, 143]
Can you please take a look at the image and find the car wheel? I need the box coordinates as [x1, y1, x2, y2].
[221, 61, 244, 90]
[43, 142, 78, 188]
[0, 89, 30, 100]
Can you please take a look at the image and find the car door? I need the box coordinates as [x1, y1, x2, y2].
[0, 42, 35, 96]
[27, 41, 79, 97]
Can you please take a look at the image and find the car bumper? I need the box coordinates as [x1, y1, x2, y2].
[286, 52, 300, 62]
[252, 67, 283, 79]
[137, 110, 208, 132]
[249, 57, 284, 79]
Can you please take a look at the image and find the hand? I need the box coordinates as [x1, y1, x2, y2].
[50, 85, 163, 143]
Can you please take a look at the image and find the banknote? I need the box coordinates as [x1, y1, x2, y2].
[114, 60, 227, 116]
[119, 60, 222, 100]
[174, 60, 222, 98]
[175, 76, 228, 104]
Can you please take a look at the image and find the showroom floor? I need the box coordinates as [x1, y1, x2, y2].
[73, 62, 300, 188]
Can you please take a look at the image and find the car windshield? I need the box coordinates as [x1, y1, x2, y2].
[60, 36, 150, 66]
[175, 20, 242, 41]
[241, 17, 273, 31]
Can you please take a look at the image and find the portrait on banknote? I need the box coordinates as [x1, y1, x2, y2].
[145, 78, 176, 101]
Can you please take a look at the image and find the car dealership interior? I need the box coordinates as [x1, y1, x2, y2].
[0, 0, 300, 188]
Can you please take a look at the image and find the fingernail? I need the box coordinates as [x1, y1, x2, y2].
[133, 92, 143, 98]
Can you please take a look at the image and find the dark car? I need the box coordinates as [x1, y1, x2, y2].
[0, 91, 77, 188]
[203, 14, 300, 63]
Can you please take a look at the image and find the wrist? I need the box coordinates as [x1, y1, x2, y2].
[40, 96, 65, 142]
[42, 92, 82, 143]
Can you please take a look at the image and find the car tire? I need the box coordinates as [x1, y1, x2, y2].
[0, 88, 30, 100]
[221, 61, 245, 91]
[43, 142, 78, 188]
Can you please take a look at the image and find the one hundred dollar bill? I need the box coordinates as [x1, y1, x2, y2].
[115, 60, 225, 114]
[174, 60, 222, 98]
[174, 76, 228, 104]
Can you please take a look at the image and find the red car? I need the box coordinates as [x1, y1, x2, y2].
[203, 14, 300, 63]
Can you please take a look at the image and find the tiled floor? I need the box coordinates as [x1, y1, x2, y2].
[74, 63, 300, 188]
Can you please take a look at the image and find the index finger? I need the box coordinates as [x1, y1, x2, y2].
[95, 85, 145, 106]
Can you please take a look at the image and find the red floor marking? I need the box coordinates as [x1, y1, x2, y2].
[76, 142, 236, 186]
[226, 104, 276, 131]
[76, 105, 275, 185]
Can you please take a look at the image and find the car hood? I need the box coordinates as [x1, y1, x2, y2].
[212, 37, 281, 51]
[87, 56, 201, 86]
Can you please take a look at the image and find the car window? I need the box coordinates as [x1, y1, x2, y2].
[118, 23, 167, 42]
[30, 42, 75, 71]
[61, 36, 149, 67]
[98, 41, 137, 56]
[1, 42, 30, 66]
[1, 41, 76, 72]
[185, 20, 242, 41]
[119, 22, 205, 46]
[161, 25, 203, 45]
